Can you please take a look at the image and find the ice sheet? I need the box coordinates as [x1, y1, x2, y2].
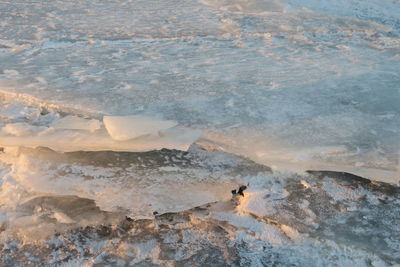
[0, 0, 398, 182]
[0, 144, 265, 239]
[0, 0, 399, 263]
[51, 115, 101, 132]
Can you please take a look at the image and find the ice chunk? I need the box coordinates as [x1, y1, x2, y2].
[51, 115, 101, 132]
[1, 122, 44, 137]
[103, 115, 178, 141]
[0, 125, 201, 152]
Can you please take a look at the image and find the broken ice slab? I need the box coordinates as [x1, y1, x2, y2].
[0, 125, 202, 152]
[50, 115, 101, 132]
[0, 145, 260, 221]
[103, 115, 178, 141]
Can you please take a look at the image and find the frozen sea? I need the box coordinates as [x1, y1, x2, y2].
[0, 0, 399, 266]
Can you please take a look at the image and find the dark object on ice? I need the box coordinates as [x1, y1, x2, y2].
[238, 185, 247, 196]
[232, 185, 247, 197]
[125, 216, 134, 222]
[40, 108, 49, 116]
[153, 211, 159, 215]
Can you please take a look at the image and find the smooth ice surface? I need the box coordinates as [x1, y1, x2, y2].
[51, 115, 101, 132]
[103, 115, 178, 141]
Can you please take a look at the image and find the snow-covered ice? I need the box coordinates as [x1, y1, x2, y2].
[0, 0, 399, 265]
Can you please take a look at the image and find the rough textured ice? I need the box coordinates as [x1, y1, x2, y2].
[0, 0, 399, 265]
[0, 0, 398, 181]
